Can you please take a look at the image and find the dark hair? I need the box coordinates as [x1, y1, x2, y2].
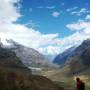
[76, 77, 80, 81]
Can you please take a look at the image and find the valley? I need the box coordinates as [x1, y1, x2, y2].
[0, 39, 90, 90]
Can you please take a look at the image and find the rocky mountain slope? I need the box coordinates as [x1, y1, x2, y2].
[53, 47, 76, 66]
[68, 39, 90, 75]
[1, 39, 56, 70]
[53, 39, 90, 75]
[0, 44, 31, 72]
[0, 44, 63, 90]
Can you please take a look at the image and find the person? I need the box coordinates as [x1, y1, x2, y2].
[80, 80, 85, 90]
[76, 77, 85, 90]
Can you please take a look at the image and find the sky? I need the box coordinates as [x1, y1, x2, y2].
[0, 0, 90, 55]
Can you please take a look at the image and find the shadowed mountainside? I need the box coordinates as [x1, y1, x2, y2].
[6, 39, 56, 69]
[0, 45, 63, 90]
[53, 39, 90, 75]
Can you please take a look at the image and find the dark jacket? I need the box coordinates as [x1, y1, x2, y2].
[80, 81, 85, 90]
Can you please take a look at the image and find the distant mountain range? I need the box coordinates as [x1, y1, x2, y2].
[53, 39, 90, 75]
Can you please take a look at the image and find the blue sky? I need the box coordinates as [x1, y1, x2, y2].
[17, 0, 90, 37]
[0, 0, 90, 55]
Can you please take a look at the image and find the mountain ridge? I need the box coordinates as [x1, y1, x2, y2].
[0, 39, 57, 71]
[54, 39, 90, 76]
[0, 40, 63, 90]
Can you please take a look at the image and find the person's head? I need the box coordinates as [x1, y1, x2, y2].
[76, 77, 80, 82]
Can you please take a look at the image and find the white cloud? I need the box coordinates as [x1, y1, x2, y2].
[66, 21, 90, 31]
[39, 20, 90, 55]
[0, 22, 61, 49]
[0, 0, 90, 56]
[85, 15, 90, 20]
[37, 6, 55, 9]
[0, 0, 21, 23]
[0, 0, 62, 55]
[71, 8, 89, 16]
[66, 22, 84, 31]
[52, 11, 60, 18]
[38, 46, 61, 55]
[25, 20, 39, 28]
[46, 6, 55, 9]
[66, 7, 78, 12]
[66, 20, 90, 43]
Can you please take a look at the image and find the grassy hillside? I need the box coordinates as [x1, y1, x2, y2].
[0, 66, 63, 90]
[41, 68, 90, 90]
